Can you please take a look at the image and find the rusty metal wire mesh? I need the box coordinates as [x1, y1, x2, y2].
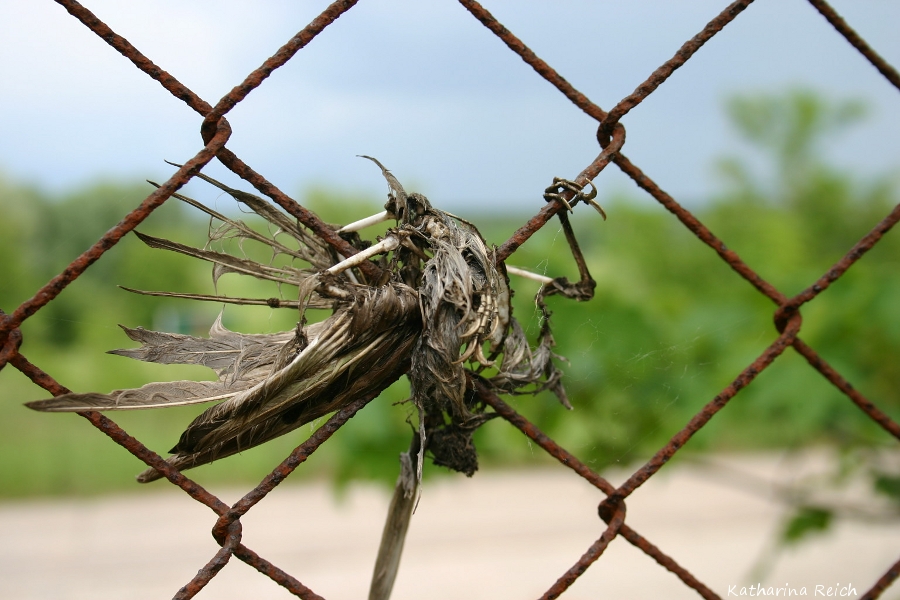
[1, 0, 899, 598]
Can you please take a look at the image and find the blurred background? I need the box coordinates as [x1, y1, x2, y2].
[1, 1, 899, 594]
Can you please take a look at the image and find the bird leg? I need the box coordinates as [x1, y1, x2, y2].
[505, 265, 553, 285]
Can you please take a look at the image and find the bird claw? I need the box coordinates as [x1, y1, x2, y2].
[543, 177, 603, 216]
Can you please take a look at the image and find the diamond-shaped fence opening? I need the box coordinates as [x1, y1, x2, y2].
[1, 1, 899, 598]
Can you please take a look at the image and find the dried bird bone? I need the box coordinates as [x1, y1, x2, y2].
[339, 210, 393, 233]
[505, 265, 554, 285]
[326, 234, 401, 275]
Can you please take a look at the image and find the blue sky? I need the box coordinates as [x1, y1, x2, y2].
[2, 0, 898, 211]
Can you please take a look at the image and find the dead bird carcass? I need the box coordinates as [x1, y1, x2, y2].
[26, 157, 587, 483]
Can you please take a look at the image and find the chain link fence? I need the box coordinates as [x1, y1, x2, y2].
[1, 0, 899, 598]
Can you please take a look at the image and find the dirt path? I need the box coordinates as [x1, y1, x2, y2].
[2, 453, 897, 599]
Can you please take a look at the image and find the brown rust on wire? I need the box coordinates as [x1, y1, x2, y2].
[201, 0, 360, 134]
[495, 201, 564, 265]
[213, 148, 382, 280]
[57, 0, 379, 279]
[9, 351, 231, 513]
[782, 202, 900, 311]
[610, 314, 803, 503]
[14, 352, 320, 597]
[457, 0, 607, 122]
[8, 351, 68, 397]
[197, 0, 377, 276]
[539, 500, 626, 600]
[860, 555, 900, 600]
[80, 410, 231, 513]
[460, 0, 785, 310]
[0, 308, 22, 371]
[54, 0, 213, 115]
[496, 123, 625, 263]
[0, 330, 20, 372]
[612, 153, 788, 304]
[482, 376, 724, 598]
[598, 0, 755, 138]
[178, 503, 326, 600]
[793, 338, 900, 441]
[615, 525, 722, 600]
[0, 121, 232, 335]
[475, 378, 616, 495]
[211, 386, 395, 543]
[175, 521, 242, 600]
[232, 545, 326, 600]
[807, 0, 900, 93]
[477, 381, 722, 599]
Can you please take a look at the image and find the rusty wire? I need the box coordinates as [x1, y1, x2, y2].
[1, 0, 899, 598]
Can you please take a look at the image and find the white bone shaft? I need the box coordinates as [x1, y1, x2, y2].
[505, 265, 554, 284]
[338, 211, 392, 233]
[326, 235, 400, 275]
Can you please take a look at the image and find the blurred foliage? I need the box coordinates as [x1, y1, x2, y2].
[0, 89, 898, 499]
[874, 472, 900, 502]
[781, 506, 833, 545]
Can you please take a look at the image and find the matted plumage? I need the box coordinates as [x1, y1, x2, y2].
[26, 157, 599, 483]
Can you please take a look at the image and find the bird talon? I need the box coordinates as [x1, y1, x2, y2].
[543, 177, 599, 213]
[586, 197, 607, 220]
[581, 180, 598, 201]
